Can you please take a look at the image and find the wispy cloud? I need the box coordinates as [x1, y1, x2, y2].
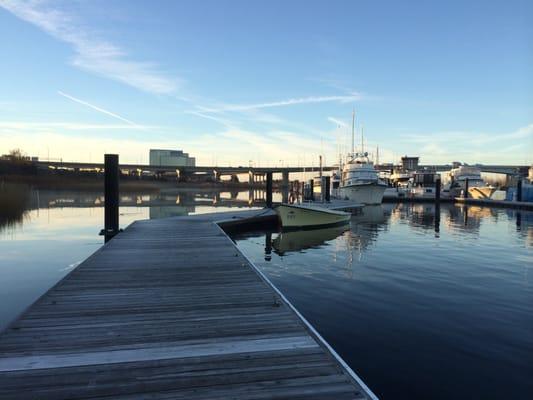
[184, 110, 235, 128]
[0, 121, 152, 131]
[57, 91, 140, 126]
[327, 117, 349, 128]
[0, 0, 178, 94]
[196, 94, 362, 114]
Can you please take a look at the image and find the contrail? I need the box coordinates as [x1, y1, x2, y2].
[57, 91, 139, 126]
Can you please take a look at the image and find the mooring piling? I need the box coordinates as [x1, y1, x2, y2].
[266, 171, 273, 208]
[103, 154, 119, 242]
[435, 177, 441, 203]
[323, 176, 331, 202]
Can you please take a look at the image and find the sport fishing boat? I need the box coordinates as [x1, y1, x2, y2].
[340, 152, 387, 204]
[443, 165, 496, 199]
[339, 110, 386, 204]
[275, 204, 351, 229]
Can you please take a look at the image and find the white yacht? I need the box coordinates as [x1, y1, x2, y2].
[443, 165, 496, 199]
[340, 152, 387, 204]
[338, 109, 387, 205]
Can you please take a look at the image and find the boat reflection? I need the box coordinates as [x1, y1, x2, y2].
[272, 224, 350, 255]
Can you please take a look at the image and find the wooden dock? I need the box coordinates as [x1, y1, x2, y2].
[0, 209, 376, 399]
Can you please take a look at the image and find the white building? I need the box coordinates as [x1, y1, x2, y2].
[149, 149, 195, 167]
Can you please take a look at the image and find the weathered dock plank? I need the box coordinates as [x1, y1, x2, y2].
[0, 209, 376, 399]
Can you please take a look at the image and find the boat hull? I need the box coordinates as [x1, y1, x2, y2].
[468, 186, 497, 199]
[340, 183, 386, 205]
[276, 204, 351, 229]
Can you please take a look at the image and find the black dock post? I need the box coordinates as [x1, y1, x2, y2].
[264, 232, 272, 261]
[324, 176, 331, 202]
[517, 179, 523, 202]
[464, 178, 469, 198]
[103, 154, 119, 242]
[435, 177, 441, 235]
[309, 179, 315, 201]
[435, 177, 441, 203]
[266, 172, 273, 208]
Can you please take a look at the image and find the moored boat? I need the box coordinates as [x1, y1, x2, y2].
[340, 152, 387, 204]
[275, 204, 351, 229]
[338, 110, 386, 204]
[443, 164, 496, 198]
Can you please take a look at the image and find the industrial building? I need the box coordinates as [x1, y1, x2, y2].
[149, 149, 195, 167]
[401, 156, 419, 171]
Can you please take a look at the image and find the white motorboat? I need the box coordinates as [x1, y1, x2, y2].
[338, 109, 386, 205]
[340, 152, 387, 204]
[443, 165, 496, 198]
[275, 204, 351, 229]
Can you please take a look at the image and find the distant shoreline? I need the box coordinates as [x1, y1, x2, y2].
[0, 174, 273, 193]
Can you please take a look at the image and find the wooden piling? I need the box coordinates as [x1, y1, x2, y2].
[266, 171, 273, 208]
[324, 176, 331, 202]
[104, 154, 119, 241]
[435, 177, 441, 203]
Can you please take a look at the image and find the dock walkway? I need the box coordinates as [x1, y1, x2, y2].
[0, 209, 376, 399]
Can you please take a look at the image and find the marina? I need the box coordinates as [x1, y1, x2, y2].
[1, 180, 532, 399]
[1, 1, 532, 398]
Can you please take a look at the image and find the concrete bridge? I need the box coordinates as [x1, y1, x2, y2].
[33, 160, 529, 179]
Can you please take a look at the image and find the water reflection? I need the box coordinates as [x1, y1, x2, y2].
[273, 224, 350, 255]
[0, 186, 289, 232]
[231, 203, 533, 400]
[234, 203, 532, 271]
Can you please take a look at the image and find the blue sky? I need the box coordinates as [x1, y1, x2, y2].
[0, 0, 531, 166]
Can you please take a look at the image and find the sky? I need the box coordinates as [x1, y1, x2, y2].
[0, 0, 531, 166]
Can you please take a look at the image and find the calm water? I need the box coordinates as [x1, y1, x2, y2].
[231, 203, 533, 400]
[1, 187, 532, 399]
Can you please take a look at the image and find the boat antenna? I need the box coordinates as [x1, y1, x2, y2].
[361, 123, 364, 154]
[351, 108, 355, 155]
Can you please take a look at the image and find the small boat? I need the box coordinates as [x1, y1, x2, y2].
[275, 204, 351, 229]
